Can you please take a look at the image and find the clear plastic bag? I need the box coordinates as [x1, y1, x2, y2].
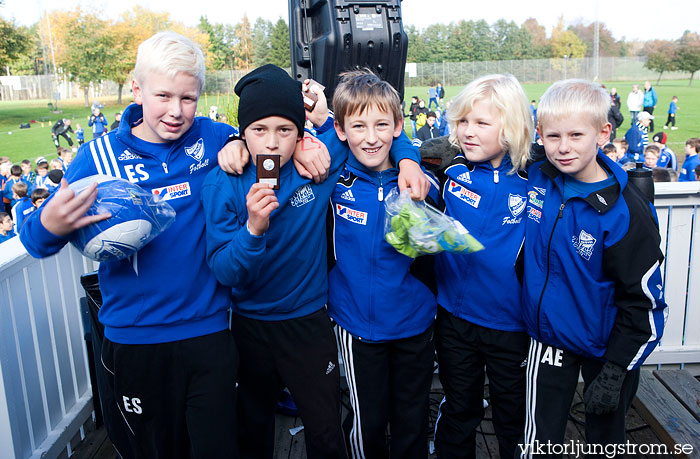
[384, 188, 484, 258]
[68, 175, 176, 262]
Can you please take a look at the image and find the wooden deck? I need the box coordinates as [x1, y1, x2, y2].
[71, 376, 673, 459]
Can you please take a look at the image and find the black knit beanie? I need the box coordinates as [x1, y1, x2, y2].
[234, 64, 305, 135]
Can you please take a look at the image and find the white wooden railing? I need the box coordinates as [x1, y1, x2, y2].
[0, 182, 698, 459]
[646, 182, 700, 368]
[0, 239, 97, 459]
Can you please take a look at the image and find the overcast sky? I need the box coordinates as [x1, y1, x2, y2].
[2, 0, 698, 42]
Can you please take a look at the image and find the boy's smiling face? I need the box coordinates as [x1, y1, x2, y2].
[539, 115, 611, 183]
[132, 71, 199, 143]
[335, 104, 402, 172]
[243, 116, 299, 167]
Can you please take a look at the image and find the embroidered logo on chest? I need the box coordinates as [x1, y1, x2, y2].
[503, 193, 526, 225]
[185, 138, 205, 162]
[290, 184, 315, 207]
[572, 229, 596, 261]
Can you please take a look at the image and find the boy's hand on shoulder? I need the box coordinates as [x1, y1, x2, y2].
[302, 80, 329, 127]
[397, 159, 430, 201]
[246, 182, 278, 236]
[218, 139, 249, 175]
[40, 179, 111, 237]
[293, 134, 330, 183]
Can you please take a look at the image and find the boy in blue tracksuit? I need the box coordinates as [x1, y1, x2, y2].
[664, 96, 678, 130]
[652, 132, 677, 170]
[4, 165, 22, 207]
[76, 123, 85, 145]
[56, 147, 73, 172]
[18, 31, 279, 459]
[20, 159, 36, 186]
[11, 182, 33, 233]
[623, 110, 652, 162]
[327, 70, 438, 459]
[428, 74, 533, 459]
[200, 65, 427, 459]
[33, 161, 52, 190]
[518, 80, 667, 457]
[88, 108, 108, 139]
[679, 137, 700, 182]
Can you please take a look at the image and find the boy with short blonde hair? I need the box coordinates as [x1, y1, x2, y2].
[20, 30, 258, 458]
[644, 144, 660, 168]
[34, 161, 51, 191]
[518, 79, 667, 456]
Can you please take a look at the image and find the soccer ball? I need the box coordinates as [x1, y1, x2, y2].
[69, 175, 176, 262]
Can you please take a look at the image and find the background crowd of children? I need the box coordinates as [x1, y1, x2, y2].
[0, 151, 70, 242]
[1, 103, 130, 244]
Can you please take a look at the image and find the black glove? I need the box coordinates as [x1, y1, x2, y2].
[583, 361, 627, 415]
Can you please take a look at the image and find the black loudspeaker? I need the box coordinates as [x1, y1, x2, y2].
[289, 0, 408, 107]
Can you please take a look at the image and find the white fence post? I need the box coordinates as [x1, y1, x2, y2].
[0, 239, 94, 459]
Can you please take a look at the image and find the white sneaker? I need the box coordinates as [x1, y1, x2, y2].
[671, 127, 678, 130]
[664, 126, 668, 129]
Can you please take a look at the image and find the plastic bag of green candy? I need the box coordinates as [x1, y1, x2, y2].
[384, 188, 484, 258]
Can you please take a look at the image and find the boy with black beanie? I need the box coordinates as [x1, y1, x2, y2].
[201, 64, 426, 458]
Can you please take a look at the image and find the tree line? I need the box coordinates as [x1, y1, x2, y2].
[0, 7, 293, 105]
[1, 7, 699, 103]
[407, 17, 700, 84]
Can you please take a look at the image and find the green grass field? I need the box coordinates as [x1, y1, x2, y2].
[403, 80, 699, 157]
[1, 79, 697, 165]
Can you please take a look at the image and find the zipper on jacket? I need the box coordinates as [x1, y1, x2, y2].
[378, 173, 384, 201]
[493, 170, 499, 184]
[162, 162, 169, 174]
[368, 184, 384, 339]
[536, 202, 565, 338]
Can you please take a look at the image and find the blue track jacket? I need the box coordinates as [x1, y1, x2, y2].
[88, 113, 108, 136]
[679, 154, 699, 182]
[201, 128, 421, 321]
[327, 154, 439, 342]
[435, 153, 528, 331]
[21, 103, 237, 344]
[624, 122, 648, 160]
[519, 153, 667, 370]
